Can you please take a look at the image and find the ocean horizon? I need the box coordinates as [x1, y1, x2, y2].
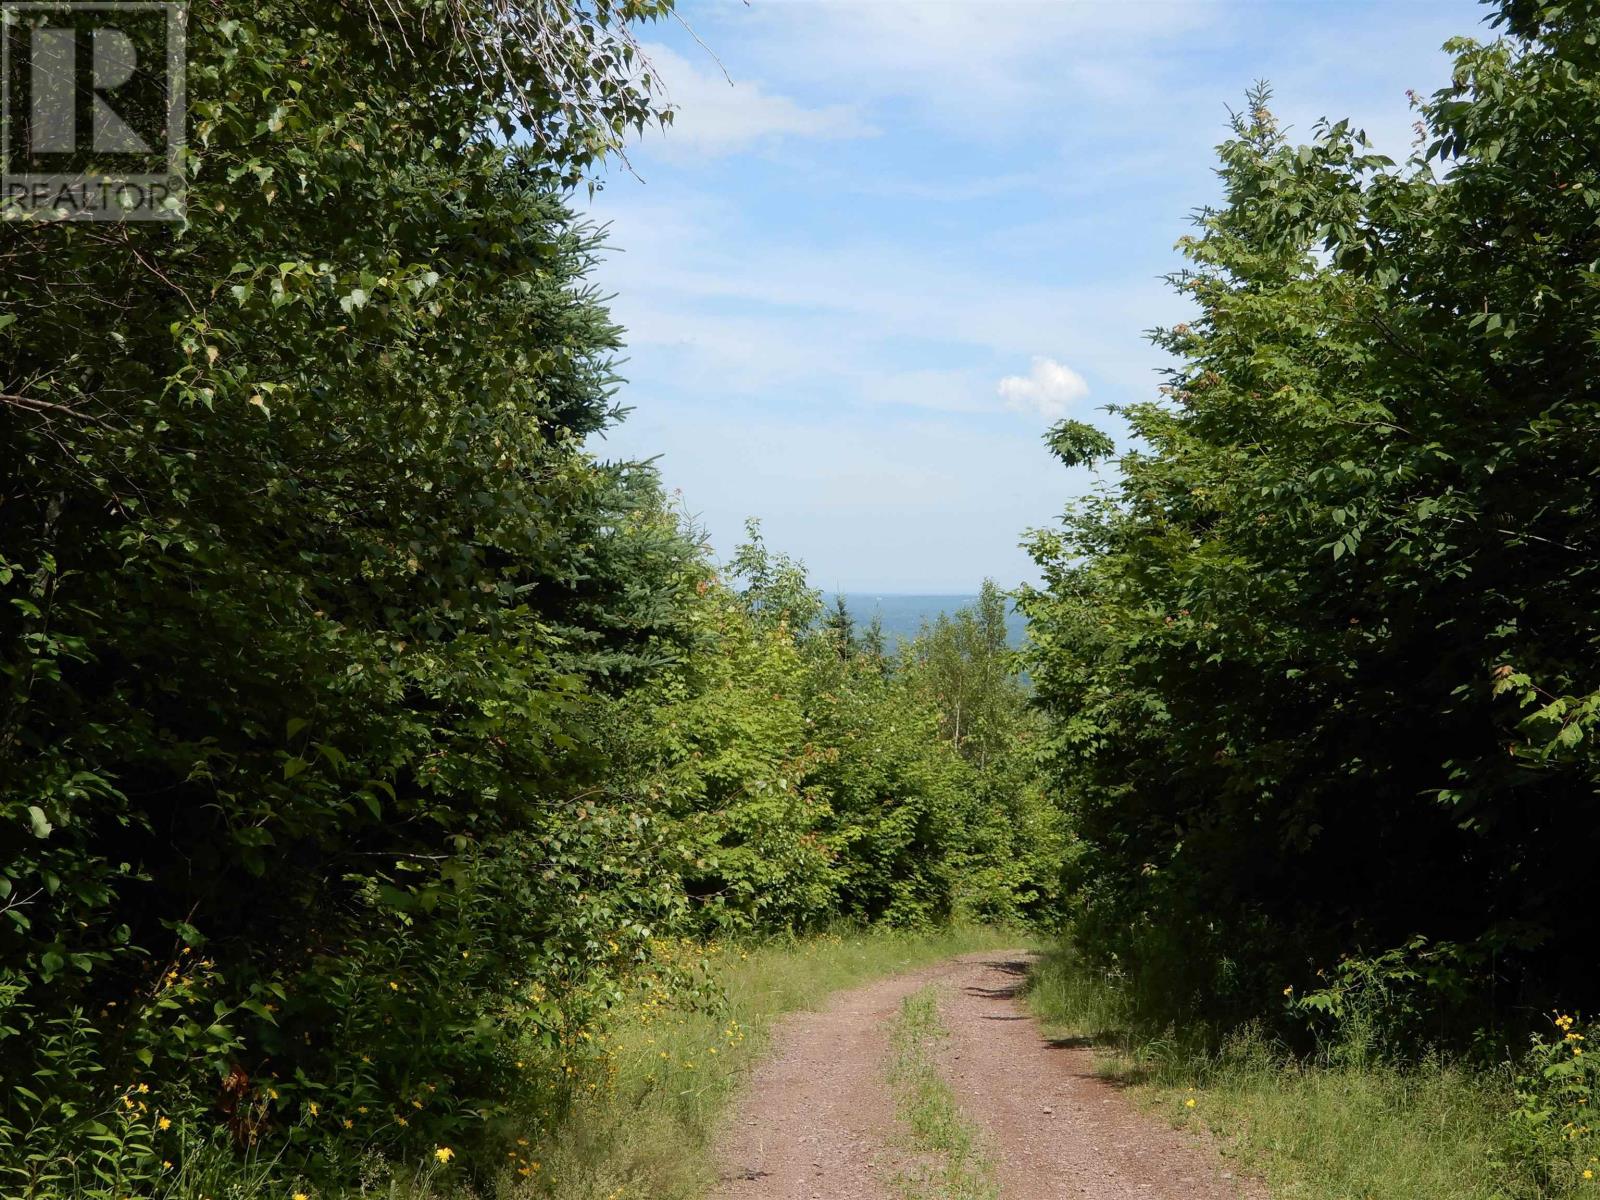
[827, 592, 1027, 647]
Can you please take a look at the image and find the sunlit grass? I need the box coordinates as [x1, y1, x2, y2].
[1025, 943, 1558, 1200]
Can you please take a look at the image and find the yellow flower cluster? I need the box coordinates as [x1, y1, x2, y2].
[505, 1138, 541, 1177]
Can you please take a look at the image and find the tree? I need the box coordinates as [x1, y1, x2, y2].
[861, 614, 890, 667]
[1023, 2, 1600, 1038]
[823, 596, 858, 658]
[726, 518, 823, 633]
[905, 582, 1023, 770]
[0, 0, 684, 1189]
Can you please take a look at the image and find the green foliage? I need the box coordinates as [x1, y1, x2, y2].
[1497, 1011, 1600, 1196]
[1043, 420, 1115, 470]
[900, 583, 1068, 925]
[615, 538, 1057, 937]
[0, 0, 698, 1193]
[1507, 1011, 1600, 1192]
[1023, 1, 1600, 1045]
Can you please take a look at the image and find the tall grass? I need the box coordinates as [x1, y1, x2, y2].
[1026, 944, 1556, 1200]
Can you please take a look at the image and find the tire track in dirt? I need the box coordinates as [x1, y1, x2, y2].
[709, 958, 955, 1200]
[711, 950, 1262, 1200]
[936, 953, 1262, 1200]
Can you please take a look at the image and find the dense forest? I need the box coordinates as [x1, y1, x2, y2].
[4, 0, 1600, 1195]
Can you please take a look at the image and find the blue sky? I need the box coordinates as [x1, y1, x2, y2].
[586, 0, 1484, 592]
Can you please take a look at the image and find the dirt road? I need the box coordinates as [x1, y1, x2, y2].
[710, 951, 1259, 1200]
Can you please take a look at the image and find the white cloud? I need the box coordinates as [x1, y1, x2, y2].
[997, 357, 1090, 421]
[642, 43, 874, 156]
[697, 0, 1227, 135]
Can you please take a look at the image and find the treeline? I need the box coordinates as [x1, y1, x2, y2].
[0, 2, 1056, 1196]
[1022, 0, 1600, 1180]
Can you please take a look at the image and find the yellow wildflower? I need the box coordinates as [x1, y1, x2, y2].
[157, 1116, 172, 1131]
[434, 1147, 454, 1164]
[1185, 1098, 1197, 1108]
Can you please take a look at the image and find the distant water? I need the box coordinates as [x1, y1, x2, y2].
[828, 593, 1028, 648]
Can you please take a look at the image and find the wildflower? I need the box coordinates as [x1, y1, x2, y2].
[396, 1116, 409, 1127]
[308, 1102, 319, 1117]
[294, 1194, 310, 1200]
[158, 1116, 172, 1131]
[1185, 1098, 1197, 1108]
[434, 1147, 454, 1164]
[389, 981, 399, 991]
[1586, 1170, 1594, 1181]
[137, 1083, 150, 1094]
[1283, 986, 1293, 996]
[357, 1106, 369, 1114]
[343, 1119, 354, 1129]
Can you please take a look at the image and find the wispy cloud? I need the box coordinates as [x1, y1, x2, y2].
[641, 42, 875, 157]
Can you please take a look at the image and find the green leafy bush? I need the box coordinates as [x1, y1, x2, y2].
[1509, 1012, 1600, 1191]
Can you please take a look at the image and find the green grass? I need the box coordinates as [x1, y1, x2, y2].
[512, 925, 1020, 1200]
[884, 987, 998, 1200]
[1025, 945, 1555, 1200]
